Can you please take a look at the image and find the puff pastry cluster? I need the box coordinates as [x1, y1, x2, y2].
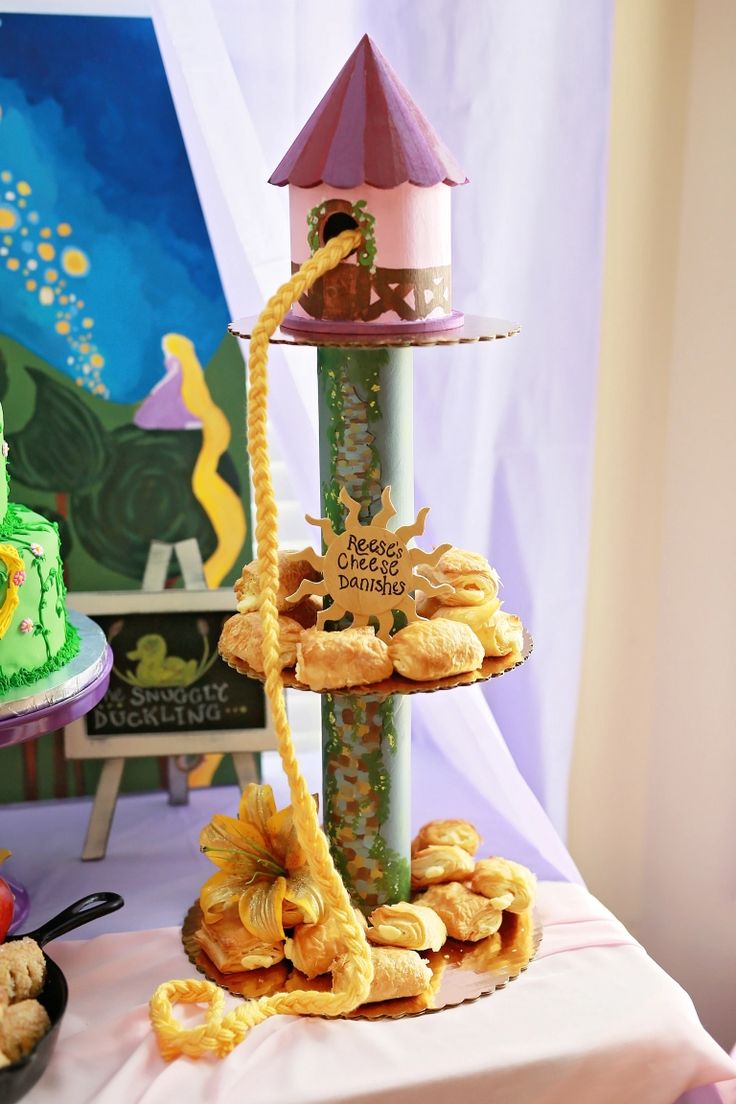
[410, 818, 537, 944]
[296, 626, 392, 692]
[193, 784, 446, 1006]
[234, 552, 320, 614]
[220, 547, 523, 690]
[195, 909, 285, 974]
[194, 796, 537, 1008]
[423, 548, 524, 658]
[0, 937, 51, 1068]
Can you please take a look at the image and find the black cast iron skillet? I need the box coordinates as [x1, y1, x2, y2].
[0, 892, 124, 1104]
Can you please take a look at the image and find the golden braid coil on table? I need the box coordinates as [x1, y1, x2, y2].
[150, 230, 375, 1061]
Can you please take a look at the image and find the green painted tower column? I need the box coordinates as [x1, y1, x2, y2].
[317, 345, 413, 913]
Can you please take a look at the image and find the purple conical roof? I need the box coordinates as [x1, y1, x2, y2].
[269, 35, 467, 190]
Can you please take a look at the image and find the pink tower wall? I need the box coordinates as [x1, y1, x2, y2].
[288, 183, 452, 324]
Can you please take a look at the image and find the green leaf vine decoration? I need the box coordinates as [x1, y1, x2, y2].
[306, 199, 378, 272]
[31, 555, 52, 660]
[306, 205, 321, 255]
[351, 199, 377, 270]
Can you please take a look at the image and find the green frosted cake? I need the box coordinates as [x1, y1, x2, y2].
[0, 401, 79, 697]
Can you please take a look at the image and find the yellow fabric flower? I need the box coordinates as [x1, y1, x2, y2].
[199, 784, 324, 941]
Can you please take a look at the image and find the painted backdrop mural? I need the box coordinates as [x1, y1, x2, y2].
[0, 13, 251, 799]
[0, 12, 249, 592]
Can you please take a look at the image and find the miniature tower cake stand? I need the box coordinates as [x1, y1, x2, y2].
[225, 35, 532, 917]
[227, 317, 529, 914]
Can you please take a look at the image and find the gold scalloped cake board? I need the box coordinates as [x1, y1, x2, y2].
[219, 629, 533, 698]
[182, 903, 541, 1021]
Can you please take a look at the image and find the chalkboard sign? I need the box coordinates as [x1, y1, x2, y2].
[87, 610, 264, 736]
[63, 589, 275, 861]
[65, 589, 275, 759]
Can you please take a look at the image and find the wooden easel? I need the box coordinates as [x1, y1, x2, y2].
[71, 539, 264, 861]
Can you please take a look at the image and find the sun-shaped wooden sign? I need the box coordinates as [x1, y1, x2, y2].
[286, 486, 454, 643]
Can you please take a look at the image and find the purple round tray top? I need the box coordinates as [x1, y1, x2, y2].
[0, 612, 112, 747]
[229, 313, 520, 348]
[280, 309, 466, 336]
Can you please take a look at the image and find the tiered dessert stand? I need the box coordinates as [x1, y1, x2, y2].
[0, 611, 112, 931]
[201, 34, 537, 1017]
[214, 315, 538, 1017]
[225, 318, 530, 917]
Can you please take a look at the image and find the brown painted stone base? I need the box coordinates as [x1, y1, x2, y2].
[292, 262, 452, 324]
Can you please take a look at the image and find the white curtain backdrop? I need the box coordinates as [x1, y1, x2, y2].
[153, 0, 612, 863]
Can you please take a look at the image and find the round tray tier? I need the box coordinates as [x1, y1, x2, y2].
[182, 901, 541, 1022]
[228, 314, 520, 348]
[220, 628, 532, 700]
[0, 612, 112, 747]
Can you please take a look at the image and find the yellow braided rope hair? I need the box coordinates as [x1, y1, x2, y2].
[0, 545, 25, 638]
[150, 229, 374, 1061]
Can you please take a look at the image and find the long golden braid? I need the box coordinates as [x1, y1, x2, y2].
[150, 229, 373, 1060]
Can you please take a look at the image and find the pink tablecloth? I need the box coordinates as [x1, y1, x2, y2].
[24, 883, 736, 1104]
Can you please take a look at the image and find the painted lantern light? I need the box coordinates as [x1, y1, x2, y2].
[269, 34, 468, 333]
